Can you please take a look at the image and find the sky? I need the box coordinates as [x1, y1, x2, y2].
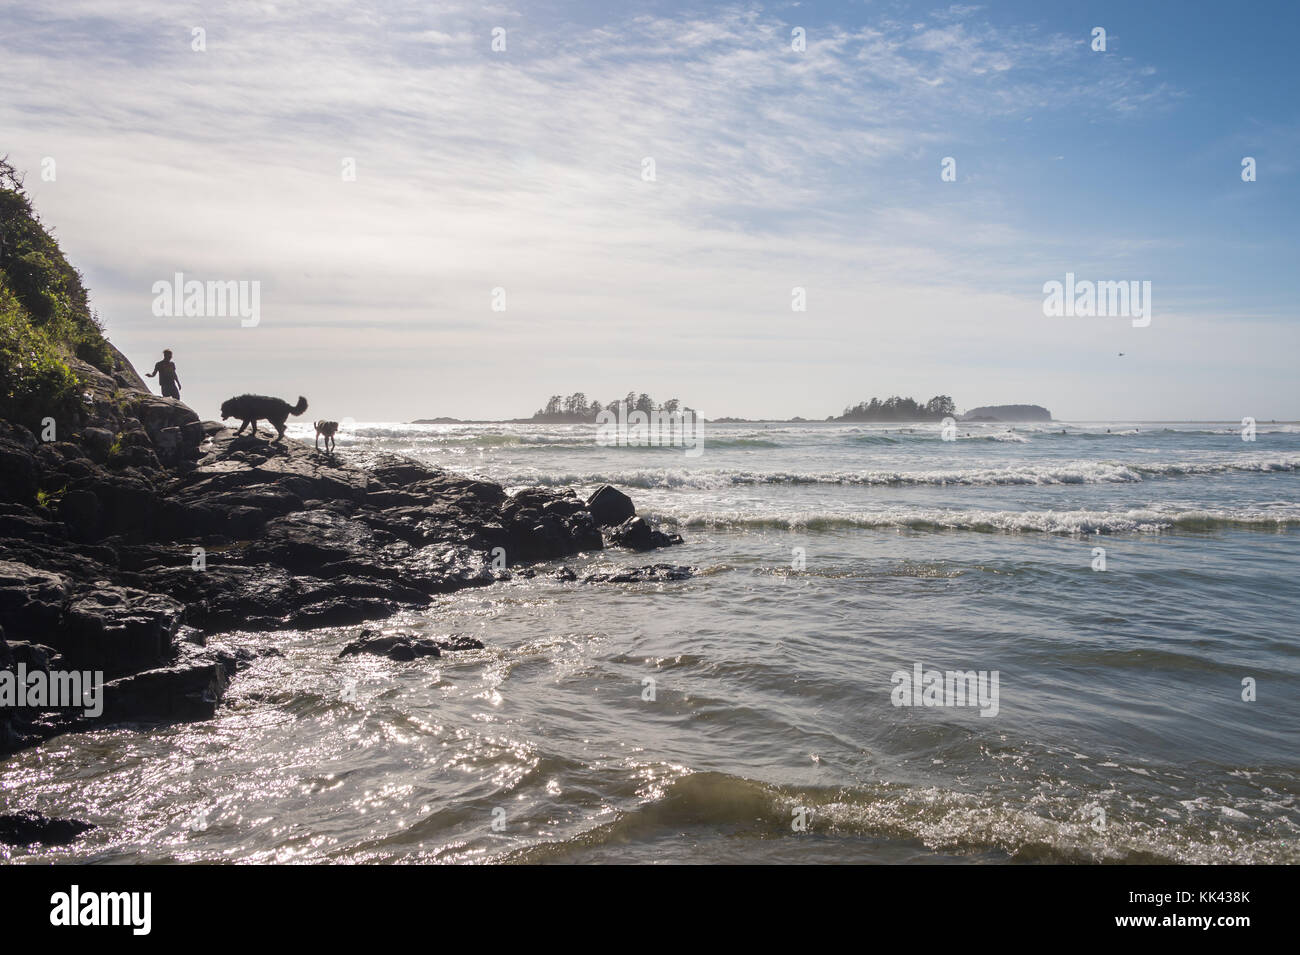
[2, 0, 1297, 421]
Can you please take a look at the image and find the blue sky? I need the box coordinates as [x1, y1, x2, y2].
[2, 0, 1296, 420]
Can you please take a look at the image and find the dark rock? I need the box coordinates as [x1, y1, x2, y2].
[113, 444, 162, 471]
[338, 628, 484, 661]
[250, 510, 377, 570]
[0, 811, 95, 847]
[0, 437, 39, 505]
[129, 395, 201, 445]
[437, 634, 485, 652]
[59, 586, 185, 674]
[0, 560, 67, 638]
[586, 484, 636, 527]
[59, 488, 100, 539]
[3, 640, 64, 670]
[67, 356, 118, 393]
[81, 427, 115, 460]
[583, 564, 695, 583]
[98, 644, 232, 723]
[107, 343, 150, 392]
[602, 516, 683, 551]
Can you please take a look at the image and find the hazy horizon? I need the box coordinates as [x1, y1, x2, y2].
[4, 0, 1297, 422]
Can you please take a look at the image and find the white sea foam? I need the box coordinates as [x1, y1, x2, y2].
[644, 505, 1300, 534]
[487, 455, 1300, 490]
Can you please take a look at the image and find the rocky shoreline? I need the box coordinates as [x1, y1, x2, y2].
[0, 359, 685, 762]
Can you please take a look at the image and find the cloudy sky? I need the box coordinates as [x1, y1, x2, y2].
[3, 0, 1297, 421]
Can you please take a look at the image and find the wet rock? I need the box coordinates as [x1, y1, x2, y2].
[97, 643, 233, 723]
[145, 564, 429, 632]
[583, 564, 695, 583]
[602, 516, 683, 551]
[585, 484, 636, 527]
[338, 628, 484, 661]
[0, 811, 95, 847]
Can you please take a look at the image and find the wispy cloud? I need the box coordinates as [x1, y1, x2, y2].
[1, 0, 1291, 419]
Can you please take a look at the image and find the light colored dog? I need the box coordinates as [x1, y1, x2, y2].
[314, 420, 339, 453]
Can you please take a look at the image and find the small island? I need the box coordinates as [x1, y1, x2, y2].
[831, 396, 956, 423]
[529, 392, 694, 423]
[960, 404, 1053, 422]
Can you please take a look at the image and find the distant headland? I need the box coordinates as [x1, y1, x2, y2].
[959, 404, 1053, 422]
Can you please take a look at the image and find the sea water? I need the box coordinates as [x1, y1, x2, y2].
[3, 420, 1297, 863]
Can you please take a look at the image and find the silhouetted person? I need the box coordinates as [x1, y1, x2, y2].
[147, 349, 182, 400]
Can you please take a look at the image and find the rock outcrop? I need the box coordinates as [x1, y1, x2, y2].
[0, 810, 95, 847]
[338, 628, 485, 661]
[0, 366, 684, 755]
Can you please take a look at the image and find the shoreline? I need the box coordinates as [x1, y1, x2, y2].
[0, 354, 684, 765]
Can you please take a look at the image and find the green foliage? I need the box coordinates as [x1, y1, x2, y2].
[35, 485, 66, 510]
[0, 283, 83, 430]
[838, 395, 956, 422]
[532, 392, 689, 421]
[0, 155, 116, 430]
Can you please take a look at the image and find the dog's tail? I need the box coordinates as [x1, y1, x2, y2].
[291, 396, 308, 416]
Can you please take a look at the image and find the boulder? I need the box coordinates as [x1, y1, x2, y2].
[583, 564, 695, 583]
[0, 811, 95, 846]
[585, 484, 636, 527]
[339, 628, 484, 661]
[97, 644, 233, 723]
[602, 516, 683, 551]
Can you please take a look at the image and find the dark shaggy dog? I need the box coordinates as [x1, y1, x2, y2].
[314, 420, 339, 453]
[220, 394, 308, 440]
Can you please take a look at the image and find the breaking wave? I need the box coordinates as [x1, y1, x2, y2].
[647, 505, 1300, 535]
[494, 455, 1300, 490]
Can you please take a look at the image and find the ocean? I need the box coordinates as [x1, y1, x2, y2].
[4, 419, 1298, 863]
